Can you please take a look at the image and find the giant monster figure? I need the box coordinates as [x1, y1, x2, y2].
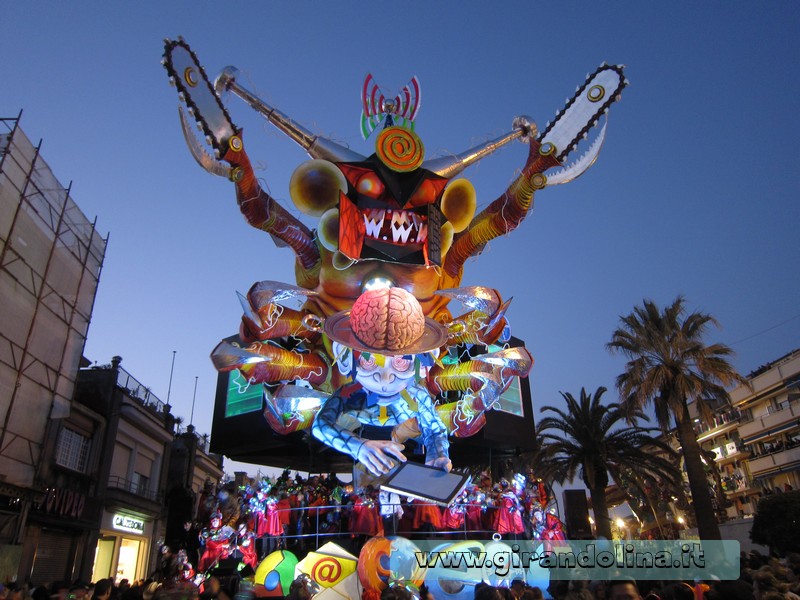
[162, 38, 626, 464]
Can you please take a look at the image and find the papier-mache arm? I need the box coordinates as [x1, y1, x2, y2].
[311, 386, 367, 461]
[408, 385, 450, 462]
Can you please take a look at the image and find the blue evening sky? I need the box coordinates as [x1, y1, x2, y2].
[3, 3, 799, 477]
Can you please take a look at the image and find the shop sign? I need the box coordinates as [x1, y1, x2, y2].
[40, 488, 86, 519]
[112, 513, 145, 534]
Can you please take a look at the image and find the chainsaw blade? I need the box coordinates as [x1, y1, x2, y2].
[163, 38, 238, 156]
[538, 64, 626, 163]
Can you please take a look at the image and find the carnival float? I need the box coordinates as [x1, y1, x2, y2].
[161, 37, 625, 598]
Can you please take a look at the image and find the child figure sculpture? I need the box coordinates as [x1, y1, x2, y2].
[312, 287, 451, 476]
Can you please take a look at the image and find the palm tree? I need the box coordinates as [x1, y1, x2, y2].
[536, 386, 680, 540]
[607, 296, 747, 540]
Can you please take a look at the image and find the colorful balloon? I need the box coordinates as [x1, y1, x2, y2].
[357, 536, 391, 592]
[254, 549, 298, 597]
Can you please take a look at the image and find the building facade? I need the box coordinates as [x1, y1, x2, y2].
[731, 350, 800, 494]
[692, 348, 800, 519]
[80, 357, 177, 584]
[1, 116, 223, 586]
[164, 425, 224, 556]
[599, 348, 800, 538]
[0, 114, 107, 583]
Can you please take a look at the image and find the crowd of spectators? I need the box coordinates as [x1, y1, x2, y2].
[8, 548, 800, 600]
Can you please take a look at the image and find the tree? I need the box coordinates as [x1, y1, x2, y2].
[751, 490, 800, 555]
[535, 386, 680, 540]
[607, 296, 747, 540]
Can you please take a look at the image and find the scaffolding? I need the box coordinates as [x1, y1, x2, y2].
[0, 112, 107, 491]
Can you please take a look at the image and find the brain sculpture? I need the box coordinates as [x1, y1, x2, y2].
[351, 288, 425, 351]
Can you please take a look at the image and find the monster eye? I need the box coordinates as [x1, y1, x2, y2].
[391, 356, 413, 372]
[356, 172, 385, 198]
[407, 178, 439, 207]
[358, 354, 378, 371]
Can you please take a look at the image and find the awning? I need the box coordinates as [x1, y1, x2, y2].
[742, 420, 800, 445]
[752, 461, 800, 480]
[726, 487, 760, 499]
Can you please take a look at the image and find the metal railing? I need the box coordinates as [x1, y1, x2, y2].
[211, 502, 564, 554]
[107, 475, 161, 502]
[694, 409, 748, 437]
[117, 367, 166, 412]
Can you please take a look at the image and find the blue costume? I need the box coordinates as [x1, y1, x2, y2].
[311, 381, 450, 463]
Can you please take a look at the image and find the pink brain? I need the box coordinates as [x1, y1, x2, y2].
[350, 288, 425, 352]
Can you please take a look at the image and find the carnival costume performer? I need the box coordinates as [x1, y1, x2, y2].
[379, 489, 403, 536]
[412, 499, 443, 532]
[176, 549, 195, 583]
[249, 488, 266, 537]
[494, 480, 525, 536]
[465, 487, 485, 533]
[444, 491, 467, 530]
[233, 522, 258, 570]
[198, 512, 234, 572]
[217, 484, 241, 529]
[311, 287, 451, 476]
[531, 508, 546, 540]
[349, 485, 384, 537]
[541, 512, 567, 551]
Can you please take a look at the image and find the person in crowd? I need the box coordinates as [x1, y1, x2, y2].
[705, 579, 755, 600]
[473, 583, 504, 600]
[380, 586, 414, 600]
[283, 578, 311, 600]
[49, 582, 70, 600]
[521, 587, 544, 600]
[418, 583, 434, 600]
[31, 585, 49, 600]
[67, 583, 88, 600]
[90, 580, 112, 600]
[606, 579, 642, 600]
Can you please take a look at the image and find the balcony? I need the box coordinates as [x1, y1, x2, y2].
[739, 402, 800, 442]
[107, 475, 161, 503]
[694, 410, 745, 442]
[116, 367, 167, 413]
[731, 351, 800, 405]
[725, 485, 760, 500]
[716, 447, 751, 466]
[748, 445, 800, 476]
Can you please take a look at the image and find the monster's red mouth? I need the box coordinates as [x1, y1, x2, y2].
[362, 208, 428, 245]
[339, 195, 440, 265]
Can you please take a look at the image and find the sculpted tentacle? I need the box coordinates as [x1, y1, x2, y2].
[224, 138, 321, 280]
[443, 138, 560, 279]
[238, 281, 320, 343]
[211, 340, 329, 387]
[425, 346, 534, 437]
[437, 287, 511, 346]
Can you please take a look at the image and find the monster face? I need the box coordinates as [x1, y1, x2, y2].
[337, 157, 448, 266]
[290, 126, 476, 274]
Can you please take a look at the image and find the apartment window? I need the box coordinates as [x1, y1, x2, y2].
[131, 472, 150, 495]
[55, 428, 90, 473]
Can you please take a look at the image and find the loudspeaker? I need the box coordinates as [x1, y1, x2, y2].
[562, 489, 593, 539]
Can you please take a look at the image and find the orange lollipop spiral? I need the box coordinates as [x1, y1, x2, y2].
[376, 126, 424, 172]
